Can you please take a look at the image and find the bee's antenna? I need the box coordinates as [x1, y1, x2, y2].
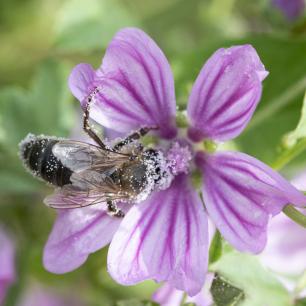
[83, 87, 111, 151]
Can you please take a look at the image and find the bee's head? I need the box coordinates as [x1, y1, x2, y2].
[142, 148, 173, 190]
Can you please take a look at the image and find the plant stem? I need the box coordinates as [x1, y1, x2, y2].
[283, 205, 306, 228]
[271, 138, 306, 170]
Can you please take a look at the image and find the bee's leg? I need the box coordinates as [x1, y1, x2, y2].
[83, 88, 111, 151]
[112, 127, 157, 152]
[106, 200, 125, 218]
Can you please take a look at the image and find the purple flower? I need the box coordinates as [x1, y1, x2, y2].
[261, 172, 306, 277]
[44, 28, 306, 296]
[272, 0, 305, 21]
[152, 274, 214, 306]
[18, 284, 85, 306]
[0, 227, 15, 305]
[261, 209, 306, 276]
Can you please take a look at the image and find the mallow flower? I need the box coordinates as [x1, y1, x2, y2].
[272, 0, 305, 21]
[43, 28, 306, 296]
[152, 275, 214, 306]
[18, 284, 85, 306]
[261, 171, 306, 277]
[0, 227, 15, 305]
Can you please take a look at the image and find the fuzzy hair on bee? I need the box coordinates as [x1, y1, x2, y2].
[19, 87, 174, 217]
[19, 132, 173, 217]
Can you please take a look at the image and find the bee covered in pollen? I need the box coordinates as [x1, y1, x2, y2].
[19, 87, 175, 217]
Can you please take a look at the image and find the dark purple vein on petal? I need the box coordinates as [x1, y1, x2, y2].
[159, 190, 178, 274]
[213, 184, 261, 237]
[133, 200, 164, 270]
[215, 172, 271, 213]
[115, 68, 156, 118]
[123, 40, 163, 109]
[195, 62, 228, 120]
[50, 211, 110, 254]
[206, 81, 255, 123]
[209, 98, 255, 129]
[97, 92, 144, 122]
[205, 177, 245, 245]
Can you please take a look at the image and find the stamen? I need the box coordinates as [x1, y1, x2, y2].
[166, 142, 192, 175]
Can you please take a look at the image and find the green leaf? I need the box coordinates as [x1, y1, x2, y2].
[210, 250, 291, 306]
[209, 230, 223, 264]
[296, 298, 306, 306]
[0, 60, 75, 194]
[296, 270, 306, 295]
[54, 0, 138, 52]
[283, 91, 306, 147]
[29, 60, 74, 136]
[211, 273, 244, 306]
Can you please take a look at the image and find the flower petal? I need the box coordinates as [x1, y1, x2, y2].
[272, 0, 305, 21]
[261, 209, 306, 275]
[0, 228, 15, 305]
[153, 274, 214, 306]
[187, 45, 268, 142]
[152, 283, 184, 306]
[18, 285, 75, 306]
[43, 206, 121, 273]
[68, 28, 177, 139]
[196, 151, 306, 253]
[68, 63, 96, 102]
[186, 273, 214, 306]
[107, 175, 208, 296]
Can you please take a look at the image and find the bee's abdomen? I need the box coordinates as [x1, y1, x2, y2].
[19, 134, 72, 187]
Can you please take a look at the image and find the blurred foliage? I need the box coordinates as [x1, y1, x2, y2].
[284, 92, 306, 148]
[210, 247, 292, 306]
[296, 298, 306, 306]
[1, 0, 306, 305]
[209, 230, 223, 264]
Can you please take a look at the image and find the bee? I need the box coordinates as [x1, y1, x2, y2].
[19, 88, 173, 217]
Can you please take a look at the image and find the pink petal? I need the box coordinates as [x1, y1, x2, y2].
[153, 274, 214, 306]
[187, 45, 268, 142]
[272, 0, 305, 21]
[18, 285, 72, 306]
[186, 273, 214, 306]
[0, 228, 15, 304]
[291, 169, 306, 190]
[68, 28, 177, 139]
[43, 206, 121, 273]
[152, 283, 184, 306]
[68, 63, 96, 103]
[107, 175, 208, 296]
[261, 209, 306, 275]
[196, 151, 306, 253]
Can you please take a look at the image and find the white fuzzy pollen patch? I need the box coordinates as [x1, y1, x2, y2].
[133, 150, 174, 204]
[166, 142, 192, 175]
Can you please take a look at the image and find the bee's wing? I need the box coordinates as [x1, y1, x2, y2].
[44, 188, 106, 209]
[52, 140, 130, 172]
[46, 140, 131, 209]
[45, 170, 129, 209]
